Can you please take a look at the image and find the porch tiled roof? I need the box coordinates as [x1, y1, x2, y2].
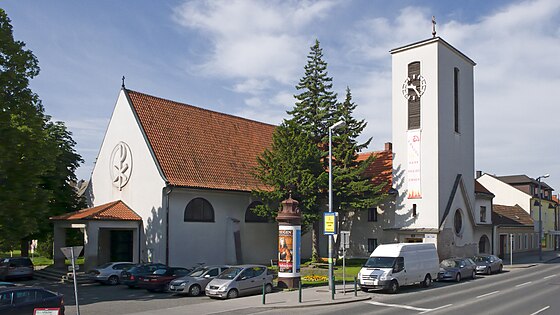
[357, 149, 393, 193]
[50, 200, 142, 221]
[126, 90, 275, 192]
[492, 204, 533, 226]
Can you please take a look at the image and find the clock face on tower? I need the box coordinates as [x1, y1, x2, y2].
[402, 74, 427, 101]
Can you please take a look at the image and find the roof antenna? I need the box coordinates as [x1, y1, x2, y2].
[121, 76, 126, 88]
[432, 16, 437, 38]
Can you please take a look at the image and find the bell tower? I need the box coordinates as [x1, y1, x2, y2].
[390, 34, 478, 257]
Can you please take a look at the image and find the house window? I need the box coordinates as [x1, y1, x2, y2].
[480, 206, 487, 222]
[184, 198, 214, 222]
[524, 234, 528, 249]
[245, 201, 268, 223]
[529, 234, 533, 249]
[367, 238, 378, 253]
[368, 208, 378, 222]
[454, 209, 463, 235]
[454, 67, 459, 133]
[517, 234, 521, 250]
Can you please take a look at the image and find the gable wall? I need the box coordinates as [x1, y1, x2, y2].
[91, 89, 167, 263]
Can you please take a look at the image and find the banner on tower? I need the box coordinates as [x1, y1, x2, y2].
[407, 130, 422, 199]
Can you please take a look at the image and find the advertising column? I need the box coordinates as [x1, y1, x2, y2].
[276, 196, 302, 289]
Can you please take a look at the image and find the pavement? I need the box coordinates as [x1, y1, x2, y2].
[502, 249, 560, 269]
[127, 285, 370, 315]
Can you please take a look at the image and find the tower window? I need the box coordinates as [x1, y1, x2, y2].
[408, 62, 421, 130]
[368, 208, 378, 222]
[454, 67, 459, 133]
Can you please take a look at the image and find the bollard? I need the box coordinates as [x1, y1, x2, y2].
[298, 280, 302, 303]
[262, 282, 266, 304]
[354, 276, 357, 297]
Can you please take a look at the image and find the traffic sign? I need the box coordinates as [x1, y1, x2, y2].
[341, 231, 350, 249]
[60, 246, 83, 260]
[323, 212, 338, 235]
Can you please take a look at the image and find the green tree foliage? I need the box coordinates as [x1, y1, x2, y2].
[0, 9, 84, 253]
[254, 40, 385, 261]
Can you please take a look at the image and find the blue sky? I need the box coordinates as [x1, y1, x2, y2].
[3, 0, 560, 192]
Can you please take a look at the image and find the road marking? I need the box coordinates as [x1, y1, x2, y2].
[544, 275, 556, 280]
[366, 301, 430, 312]
[476, 290, 500, 299]
[529, 306, 550, 315]
[515, 281, 532, 287]
[419, 304, 452, 314]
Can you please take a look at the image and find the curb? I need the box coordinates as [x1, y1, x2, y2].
[253, 295, 372, 309]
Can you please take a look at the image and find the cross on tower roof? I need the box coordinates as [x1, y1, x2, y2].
[432, 16, 437, 38]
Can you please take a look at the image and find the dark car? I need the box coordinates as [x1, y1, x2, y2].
[472, 254, 503, 275]
[0, 257, 34, 281]
[0, 287, 64, 315]
[438, 258, 477, 282]
[137, 267, 191, 292]
[121, 263, 167, 288]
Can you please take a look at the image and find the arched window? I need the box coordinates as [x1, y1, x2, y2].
[454, 209, 463, 235]
[245, 201, 268, 223]
[479, 235, 490, 254]
[184, 198, 214, 222]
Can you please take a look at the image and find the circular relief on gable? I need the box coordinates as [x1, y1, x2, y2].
[454, 209, 463, 236]
[110, 141, 133, 190]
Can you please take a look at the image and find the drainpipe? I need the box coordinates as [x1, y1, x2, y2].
[165, 186, 173, 265]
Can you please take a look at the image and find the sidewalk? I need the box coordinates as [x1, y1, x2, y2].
[127, 285, 370, 315]
[502, 250, 560, 269]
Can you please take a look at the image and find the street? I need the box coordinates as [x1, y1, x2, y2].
[254, 259, 560, 315]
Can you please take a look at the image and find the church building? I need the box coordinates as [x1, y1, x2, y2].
[52, 31, 493, 269]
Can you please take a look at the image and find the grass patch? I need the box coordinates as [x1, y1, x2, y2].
[0, 250, 84, 266]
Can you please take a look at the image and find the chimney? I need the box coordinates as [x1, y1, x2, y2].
[476, 170, 482, 179]
[384, 142, 392, 152]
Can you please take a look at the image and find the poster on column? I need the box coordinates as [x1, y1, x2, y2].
[278, 226, 301, 277]
[407, 130, 422, 199]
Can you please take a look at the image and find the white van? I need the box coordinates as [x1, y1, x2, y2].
[358, 243, 439, 293]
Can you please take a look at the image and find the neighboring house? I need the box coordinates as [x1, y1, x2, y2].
[477, 173, 558, 251]
[492, 204, 536, 259]
[474, 181, 494, 254]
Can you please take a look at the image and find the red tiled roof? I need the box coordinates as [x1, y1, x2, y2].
[492, 204, 533, 226]
[50, 200, 142, 221]
[357, 150, 393, 193]
[126, 90, 275, 192]
[553, 195, 559, 203]
[475, 180, 494, 196]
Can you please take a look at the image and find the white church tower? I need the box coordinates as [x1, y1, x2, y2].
[390, 24, 478, 258]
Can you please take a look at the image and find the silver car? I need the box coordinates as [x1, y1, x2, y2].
[87, 262, 135, 285]
[472, 254, 503, 274]
[0, 257, 34, 281]
[169, 265, 229, 296]
[205, 265, 273, 299]
[438, 258, 477, 282]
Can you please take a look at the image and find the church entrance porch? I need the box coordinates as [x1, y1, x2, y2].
[50, 200, 142, 271]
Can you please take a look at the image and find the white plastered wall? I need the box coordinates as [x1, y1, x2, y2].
[91, 89, 166, 264]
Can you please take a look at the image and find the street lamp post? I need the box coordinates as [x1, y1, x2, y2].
[537, 174, 550, 261]
[328, 119, 345, 297]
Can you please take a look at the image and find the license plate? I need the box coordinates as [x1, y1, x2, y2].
[143, 279, 149, 282]
[363, 281, 374, 285]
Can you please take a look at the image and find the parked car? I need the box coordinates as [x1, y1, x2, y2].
[0, 286, 65, 315]
[121, 263, 167, 288]
[438, 258, 477, 282]
[205, 265, 273, 299]
[358, 243, 439, 293]
[169, 265, 230, 296]
[137, 267, 191, 292]
[0, 257, 34, 281]
[472, 254, 503, 275]
[0, 282, 16, 288]
[87, 262, 135, 285]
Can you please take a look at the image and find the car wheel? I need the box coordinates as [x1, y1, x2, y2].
[127, 285, 136, 289]
[361, 287, 369, 292]
[455, 273, 461, 282]
[486, 267, 492, 275]
[387, 280, 399, 294]
[498, 264, 503, 273]
[472, 270, 476, 279]
[108, 275, 119, 285]
[227, 289, 239, 299]
[421, 274, 432, 288]
[189, 284, 201, 296]
[265, 283, 273, 294]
